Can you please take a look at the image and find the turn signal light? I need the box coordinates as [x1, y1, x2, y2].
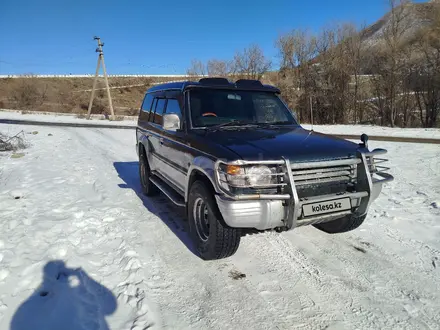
[226, 165, 242, 175]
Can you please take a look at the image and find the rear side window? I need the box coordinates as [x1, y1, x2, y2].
[141, 93, 154, 113]
[164, 99, 181, 116]
[152, 98, 166, 125]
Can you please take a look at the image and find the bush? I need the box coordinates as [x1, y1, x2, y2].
[0, 131, 28, 151]
[10, 77, 48, 109]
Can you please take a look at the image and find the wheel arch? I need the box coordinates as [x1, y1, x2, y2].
[138, 141, 146, 156]
[138, 136, 151, 158]
[186, 168, 217, 202]
[185, 157, 221, 203]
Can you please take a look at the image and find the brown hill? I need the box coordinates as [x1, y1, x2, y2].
[361, 1, 437, 47]
[0, 76, 183, 116]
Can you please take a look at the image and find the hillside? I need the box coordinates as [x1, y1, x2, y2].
[0, 76, 183, 116]
[361, 1, 437, 47]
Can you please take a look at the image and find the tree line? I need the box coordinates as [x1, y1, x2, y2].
[187, 0, 440, 128]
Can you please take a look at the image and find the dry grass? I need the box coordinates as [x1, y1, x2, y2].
[0, 75, 276, 117]
[0, 76, 184, 116]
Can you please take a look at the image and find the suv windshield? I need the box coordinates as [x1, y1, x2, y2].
[189, 89, 298, 128]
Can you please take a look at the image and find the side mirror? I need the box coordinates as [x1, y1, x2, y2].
[360, 133, 369, 148]
[163, 113, 181, 131]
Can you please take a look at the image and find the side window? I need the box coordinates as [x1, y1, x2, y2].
[149, 98, 158, 122]
[141, 93, 154, 113]
[153, 98, 166, 125]
[164, 99, 182, 116]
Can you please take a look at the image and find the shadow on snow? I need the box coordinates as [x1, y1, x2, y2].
[113, 161, 198, 257]
[10, 260, 117, 330]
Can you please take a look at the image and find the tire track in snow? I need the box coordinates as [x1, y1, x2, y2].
[229, 234, 331, 329]
[76, 128, 292, 329]
[66, 127, 163, 329]
[238, 232, 343, 329]
[295, 226, 439, 329]
[237, 229, 440, 330]
[120, 183, 287, 329]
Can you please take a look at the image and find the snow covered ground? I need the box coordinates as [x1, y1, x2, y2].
[0, 123, 439, 330]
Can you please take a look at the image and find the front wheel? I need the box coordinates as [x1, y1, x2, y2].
[188, 181, 241, 260]
[313, 214, 367, 233]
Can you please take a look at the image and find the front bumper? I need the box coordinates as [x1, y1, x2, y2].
[214, 151, 393, 230]
[216, 190, 369, 230]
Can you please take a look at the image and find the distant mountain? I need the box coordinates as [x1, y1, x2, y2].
[361, 1, 437, 47]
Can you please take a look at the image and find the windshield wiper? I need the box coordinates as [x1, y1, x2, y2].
[255, 121, 294, 128]
[205, 120, 255, 131]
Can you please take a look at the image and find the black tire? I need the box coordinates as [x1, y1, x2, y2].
[139, 148, 158, 196]
[188, 181, 241, 260]
[314, 214, 367, 234]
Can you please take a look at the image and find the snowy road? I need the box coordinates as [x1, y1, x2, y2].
[0, 124, 439, 330]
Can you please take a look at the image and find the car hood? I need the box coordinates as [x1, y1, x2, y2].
[204, 126, 360, 162]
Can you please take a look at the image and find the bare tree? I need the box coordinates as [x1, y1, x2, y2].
[207, 59, 232, 77]
[275, 29, 317, 122]
[315, 24, 352, 124]
[187, 59, 207, 77]
[413, 1, 440, 127]
[369, 0, 413, 127]
[342, 23, 366, 123]
[233, 44, 271, 80]
[276, 29, 317, 88]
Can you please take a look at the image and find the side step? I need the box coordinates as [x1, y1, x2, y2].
[149, 176, 185, 207]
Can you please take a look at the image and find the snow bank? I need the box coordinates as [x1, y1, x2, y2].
[0, 110, 137, 127]
[302, 123, 440, 139]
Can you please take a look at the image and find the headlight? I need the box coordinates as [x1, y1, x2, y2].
[218, 164, 277, 190]
[246, 166, 273, 185]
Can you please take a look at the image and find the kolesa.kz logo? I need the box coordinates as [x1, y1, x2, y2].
[312, 201, 343, 213]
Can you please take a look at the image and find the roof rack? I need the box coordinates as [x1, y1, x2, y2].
[199, 77, 230, 86]
[235, 79, 264, 88]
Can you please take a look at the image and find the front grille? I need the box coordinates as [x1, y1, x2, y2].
[291, 161, 358, 198]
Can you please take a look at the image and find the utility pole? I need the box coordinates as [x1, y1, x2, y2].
[87, 36, 115, 120]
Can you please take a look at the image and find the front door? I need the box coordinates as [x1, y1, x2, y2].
[159, 97, 188, 194]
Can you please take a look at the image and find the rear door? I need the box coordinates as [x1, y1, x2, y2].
[137, 92, 154, 162]
[147, 96, 167, 173]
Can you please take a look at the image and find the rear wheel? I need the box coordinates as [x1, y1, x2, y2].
[314, 214, 367, 233]
[188, 181, 241, 260]
[139, 148, 158, 196]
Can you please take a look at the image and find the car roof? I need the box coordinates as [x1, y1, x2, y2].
[146, 78, 280, 94]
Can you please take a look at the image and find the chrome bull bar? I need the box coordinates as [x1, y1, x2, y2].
[214, 150, 393, 230]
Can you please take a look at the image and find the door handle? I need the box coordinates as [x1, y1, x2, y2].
[159, 137, 164, 145]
